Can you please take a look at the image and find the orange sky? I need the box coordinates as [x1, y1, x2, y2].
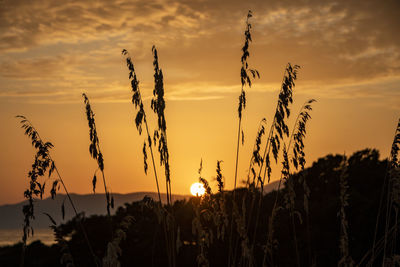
[0, 0, 399, 205]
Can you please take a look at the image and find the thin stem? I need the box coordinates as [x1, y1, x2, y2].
[246, 119, 266, 187]
[256, 65, 288, 189]
[90, 111, 111, 217]
[250, 100, 308, 263]
[247, 89, 282, 253]
[52, 164, 99, 266]
[228, 110, 242, 267]
[372, 122, 399, 264]
[144, 118, 162, 204]
[234, 95, 243, 192]
[371, 160, 390, 265]
[19, 118, 98, 266]
[124, 49, 175, 266]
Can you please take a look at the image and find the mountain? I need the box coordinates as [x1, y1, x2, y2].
[0, 192, 190, 229]
[0, 181, 280, 230]
[262, 179, 280, 193]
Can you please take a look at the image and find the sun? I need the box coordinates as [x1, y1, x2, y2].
[190, 182, 205, 196]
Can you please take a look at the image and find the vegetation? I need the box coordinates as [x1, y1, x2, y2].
[9, 10, 400, 267]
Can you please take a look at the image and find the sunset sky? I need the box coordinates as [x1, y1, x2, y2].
[0, 0, 399, 205]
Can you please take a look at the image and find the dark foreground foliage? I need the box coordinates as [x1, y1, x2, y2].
[1, 149, 391, 266]
[0, 241, 61, 267]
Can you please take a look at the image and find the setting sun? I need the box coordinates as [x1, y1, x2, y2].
[190, 182, 206, 196]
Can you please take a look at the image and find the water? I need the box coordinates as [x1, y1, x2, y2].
[0, 228, 55, 247]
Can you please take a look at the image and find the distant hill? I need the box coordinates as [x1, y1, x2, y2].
[0, 181, 280, 230]
[0, 192, 190, 229]
[262, 179, 280, 193]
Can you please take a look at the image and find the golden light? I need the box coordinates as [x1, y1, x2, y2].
[190, 182, 205, 196]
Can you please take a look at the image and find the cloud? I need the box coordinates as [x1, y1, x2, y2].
[0, 0, 209, 52]
[0, 0, 399, 105]
[0, 55, 80, 79]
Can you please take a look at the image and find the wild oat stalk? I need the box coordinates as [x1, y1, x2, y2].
[199, 159, 212, 198]
[268, 99, 315, 198]
[17, 115, 55, 267]
[122, 48, 176, 267]
[259, 63, 300, 188]
[262, 146, 299, 267]
[82, 93, 113, 217]
[16, 115, 98, 267]
[216, 160, 224, 193]
[150, 45, 177, 267]
[234, 9, 259, 192]
[291, 99, 316, 266]
[338, 156, 354, 267]
[358, 137, 400, 266]
[193, 161, 213, 267]
[192, 202, 213, 267]
[284, 100, 316, 266]
[282, 146, 301, 267]
[291, 99, 316, 171]
[245, 65, 301, 266]
[236, 118, 267, 267]
[236, 198, 252, 266]
[365, 120, 400, 266]
[17, 115, 54, 246]
[214, 161, 229, 240]
[244, 65, 300, 255]
[247, 118, 267, 187]
[229, 10, 259, 266]
[252, 99, 315, 266]
[381, 119, 400, 264]
[122, 46, 175, 267]
[151, 46, 172, 206]
[121, 49, 162, 204]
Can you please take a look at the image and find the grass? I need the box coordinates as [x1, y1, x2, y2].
[16, 115, 98, 266]
[14, 10, 400, 267]
[82, 93, 113, 218]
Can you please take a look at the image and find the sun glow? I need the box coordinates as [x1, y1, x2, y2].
[190, 182, 205, 196]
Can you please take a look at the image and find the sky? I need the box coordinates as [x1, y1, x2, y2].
[0, 0, 399, 205]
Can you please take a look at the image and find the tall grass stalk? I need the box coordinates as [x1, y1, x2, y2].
[246, 64, 299, 242]
[260, 64, 299, 187]
[246, 118, 267, 187]
[282, 146, 301, 267]
[248, 99, 315, 266]
[122, 47, 175, 267]
[194, 161, 213, 267]
[82, 93, 113, 217]
[338, 156, 354, 267]
[370, 120, 399, 265]
[381, 119, 400, 265]
[243, 65, 299, 264]
[151, 46, 172, 206]
[214, 160, 229, 241]
[151, 45, 177, 267]
[16, 115, 98, 267]
[229, 10, 259, 266]
[122, 49, 162, 205]
[292, 100, 316, 266]
[234, 10, 259, 193]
